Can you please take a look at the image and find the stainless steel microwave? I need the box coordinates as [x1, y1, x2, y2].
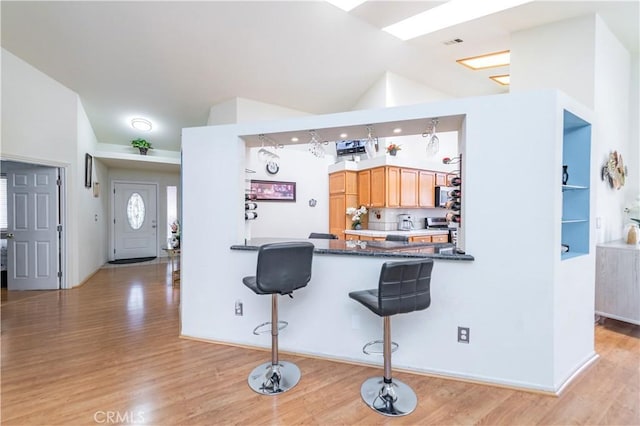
[435, 186, 455, 208]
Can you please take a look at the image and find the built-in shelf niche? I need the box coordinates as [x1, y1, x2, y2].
[561, 110, 591, 260]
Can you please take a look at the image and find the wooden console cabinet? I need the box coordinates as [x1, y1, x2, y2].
[595, 240, 640, 325]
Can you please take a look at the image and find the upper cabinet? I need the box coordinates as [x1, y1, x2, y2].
[418, 171, 436, 208]
[353, 166, 436, 209]
[330, 170, 357, 195]
[400, 168, 418, 207]
[561, 110, 591, 260]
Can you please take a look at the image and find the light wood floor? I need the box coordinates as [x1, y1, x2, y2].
[1, 263, 639, 425]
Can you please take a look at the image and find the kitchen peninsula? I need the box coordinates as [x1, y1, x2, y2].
[181, 90, 597, 394]
[231, 237, 473, 260]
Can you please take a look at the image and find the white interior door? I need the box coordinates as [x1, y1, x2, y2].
[113, 182, 157, 260]
[7, 167, 60, 290]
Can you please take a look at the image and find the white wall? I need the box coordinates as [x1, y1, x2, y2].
[351, 71, 452, 110]
[208, 97, 310, 126]
[1, 48, 108, 288]
[511, 14, 637, 243]
[76, 101, 109, 281]
[246, 145, 333, 239]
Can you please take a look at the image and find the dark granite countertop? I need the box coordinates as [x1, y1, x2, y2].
[230, 238, 474, 261]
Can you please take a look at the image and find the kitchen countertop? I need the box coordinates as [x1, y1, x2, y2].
[231, 237, 473, 261]
[344, 229, 450, 237]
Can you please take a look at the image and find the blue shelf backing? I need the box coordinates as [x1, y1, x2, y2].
[561, 110, 591, 260]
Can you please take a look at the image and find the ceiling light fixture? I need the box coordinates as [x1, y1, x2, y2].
[490, 74, 510, 85]
[457, 50, 510, 70]
[340, 133, 348, 139]
[383, 0, 533, 41]
[291, 137, 299, 142]
[131, 118, 152, 132]
[325, 0, 367, 12]
[393, 128, 402, 134]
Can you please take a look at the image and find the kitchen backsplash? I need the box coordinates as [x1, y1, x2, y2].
[366, 208, 446, 231]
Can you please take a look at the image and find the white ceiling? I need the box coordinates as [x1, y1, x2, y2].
[2, 1, 638, 153]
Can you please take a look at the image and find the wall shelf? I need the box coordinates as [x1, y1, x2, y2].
[560, 110, 591, 260]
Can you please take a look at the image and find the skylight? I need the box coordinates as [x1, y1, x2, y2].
[383, 0, 533, 41]
[326, 0, 367, 12]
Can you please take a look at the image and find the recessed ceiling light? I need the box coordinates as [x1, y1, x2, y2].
[393, 128, 402, 134]
[490, 74, 510, 85]
[131, 118, 152, 132]
[383, 0, 533, 41]
[325, 0, 367, 12]
[340, 133, 348, 138]
[457, 50, 510, 70]
[291, 137, 299, 142]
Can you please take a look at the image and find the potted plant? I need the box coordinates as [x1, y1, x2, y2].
[386, 143, 401, 156]
[131, 138, 152, 155]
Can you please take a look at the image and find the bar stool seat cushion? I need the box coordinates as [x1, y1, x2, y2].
[349, 259, 433, 317]
[243, 241, 314, 295]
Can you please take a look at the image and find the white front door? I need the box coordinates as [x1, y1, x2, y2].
[7, 167, 60, 290]
[113, 182, 158, 260]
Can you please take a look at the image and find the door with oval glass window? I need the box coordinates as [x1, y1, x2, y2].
[112, 182, 158, 260]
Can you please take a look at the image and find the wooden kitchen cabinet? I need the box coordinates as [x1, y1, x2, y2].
[435, 173, 447, 186]
[386, 167, 400, 207]
[370, 167, 387, 207]
[410, 236, 432, 243]
[431, 234, 449, 243]
[358, 169, 371, 207]
[419, 171, 436, 208]
[400, 168, 418, 207]
[329, 171, 357, 195]
[329, 171, 358, 239]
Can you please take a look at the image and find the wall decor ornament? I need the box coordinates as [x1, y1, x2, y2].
[601, 151, 627, 190]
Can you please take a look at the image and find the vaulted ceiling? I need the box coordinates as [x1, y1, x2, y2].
[2, 1, 638, 152]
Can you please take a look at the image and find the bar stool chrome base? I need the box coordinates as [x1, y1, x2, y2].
[360, 377, 417, 417]
[248, 361, 301, 395]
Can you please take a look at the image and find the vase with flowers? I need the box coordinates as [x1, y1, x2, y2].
[169, 219, 180, 248]
[386, 143, 401, 156]
[346, 205, 368, 230]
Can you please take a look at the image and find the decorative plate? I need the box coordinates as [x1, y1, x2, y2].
[601, 151, 627, 190]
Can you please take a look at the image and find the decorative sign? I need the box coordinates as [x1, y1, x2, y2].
[250, 180, 296, 202]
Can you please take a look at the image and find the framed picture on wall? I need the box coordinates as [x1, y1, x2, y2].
[85, 153, 92, 188]
[250, 180, 296, 202]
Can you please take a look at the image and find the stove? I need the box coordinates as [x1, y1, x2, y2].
[425, 217, 449, 229]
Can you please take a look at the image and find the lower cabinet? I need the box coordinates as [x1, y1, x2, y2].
[595, 241, 640, 325]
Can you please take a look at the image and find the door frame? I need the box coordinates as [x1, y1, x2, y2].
[110, 180, 159, 261]
[0, 155, 67, 289]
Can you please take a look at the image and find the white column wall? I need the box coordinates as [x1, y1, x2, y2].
[511, 14, 637, 242]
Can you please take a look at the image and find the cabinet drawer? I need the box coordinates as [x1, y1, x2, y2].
[410, 236, 432, 243]
[431, 234, 449, 243]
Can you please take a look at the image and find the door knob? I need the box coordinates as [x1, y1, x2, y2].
[6, 233, 14, 239]
[151, 225, 156, 228]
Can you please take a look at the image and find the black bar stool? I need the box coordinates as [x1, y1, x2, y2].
[308, 232, 338, 239]
[243, 241, 314, 395]
[349, 258, 434, 416]
[385, 234, 409, 242]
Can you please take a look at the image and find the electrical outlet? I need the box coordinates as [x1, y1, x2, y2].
[235, 300, 243, 316]
[457, 326, 470, 343]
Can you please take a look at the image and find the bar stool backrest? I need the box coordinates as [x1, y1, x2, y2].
[309, 232, 338, 239]
[256, 242, 314, 294]
[385, 234, 409, 242]
[377, 259, 433, 316]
